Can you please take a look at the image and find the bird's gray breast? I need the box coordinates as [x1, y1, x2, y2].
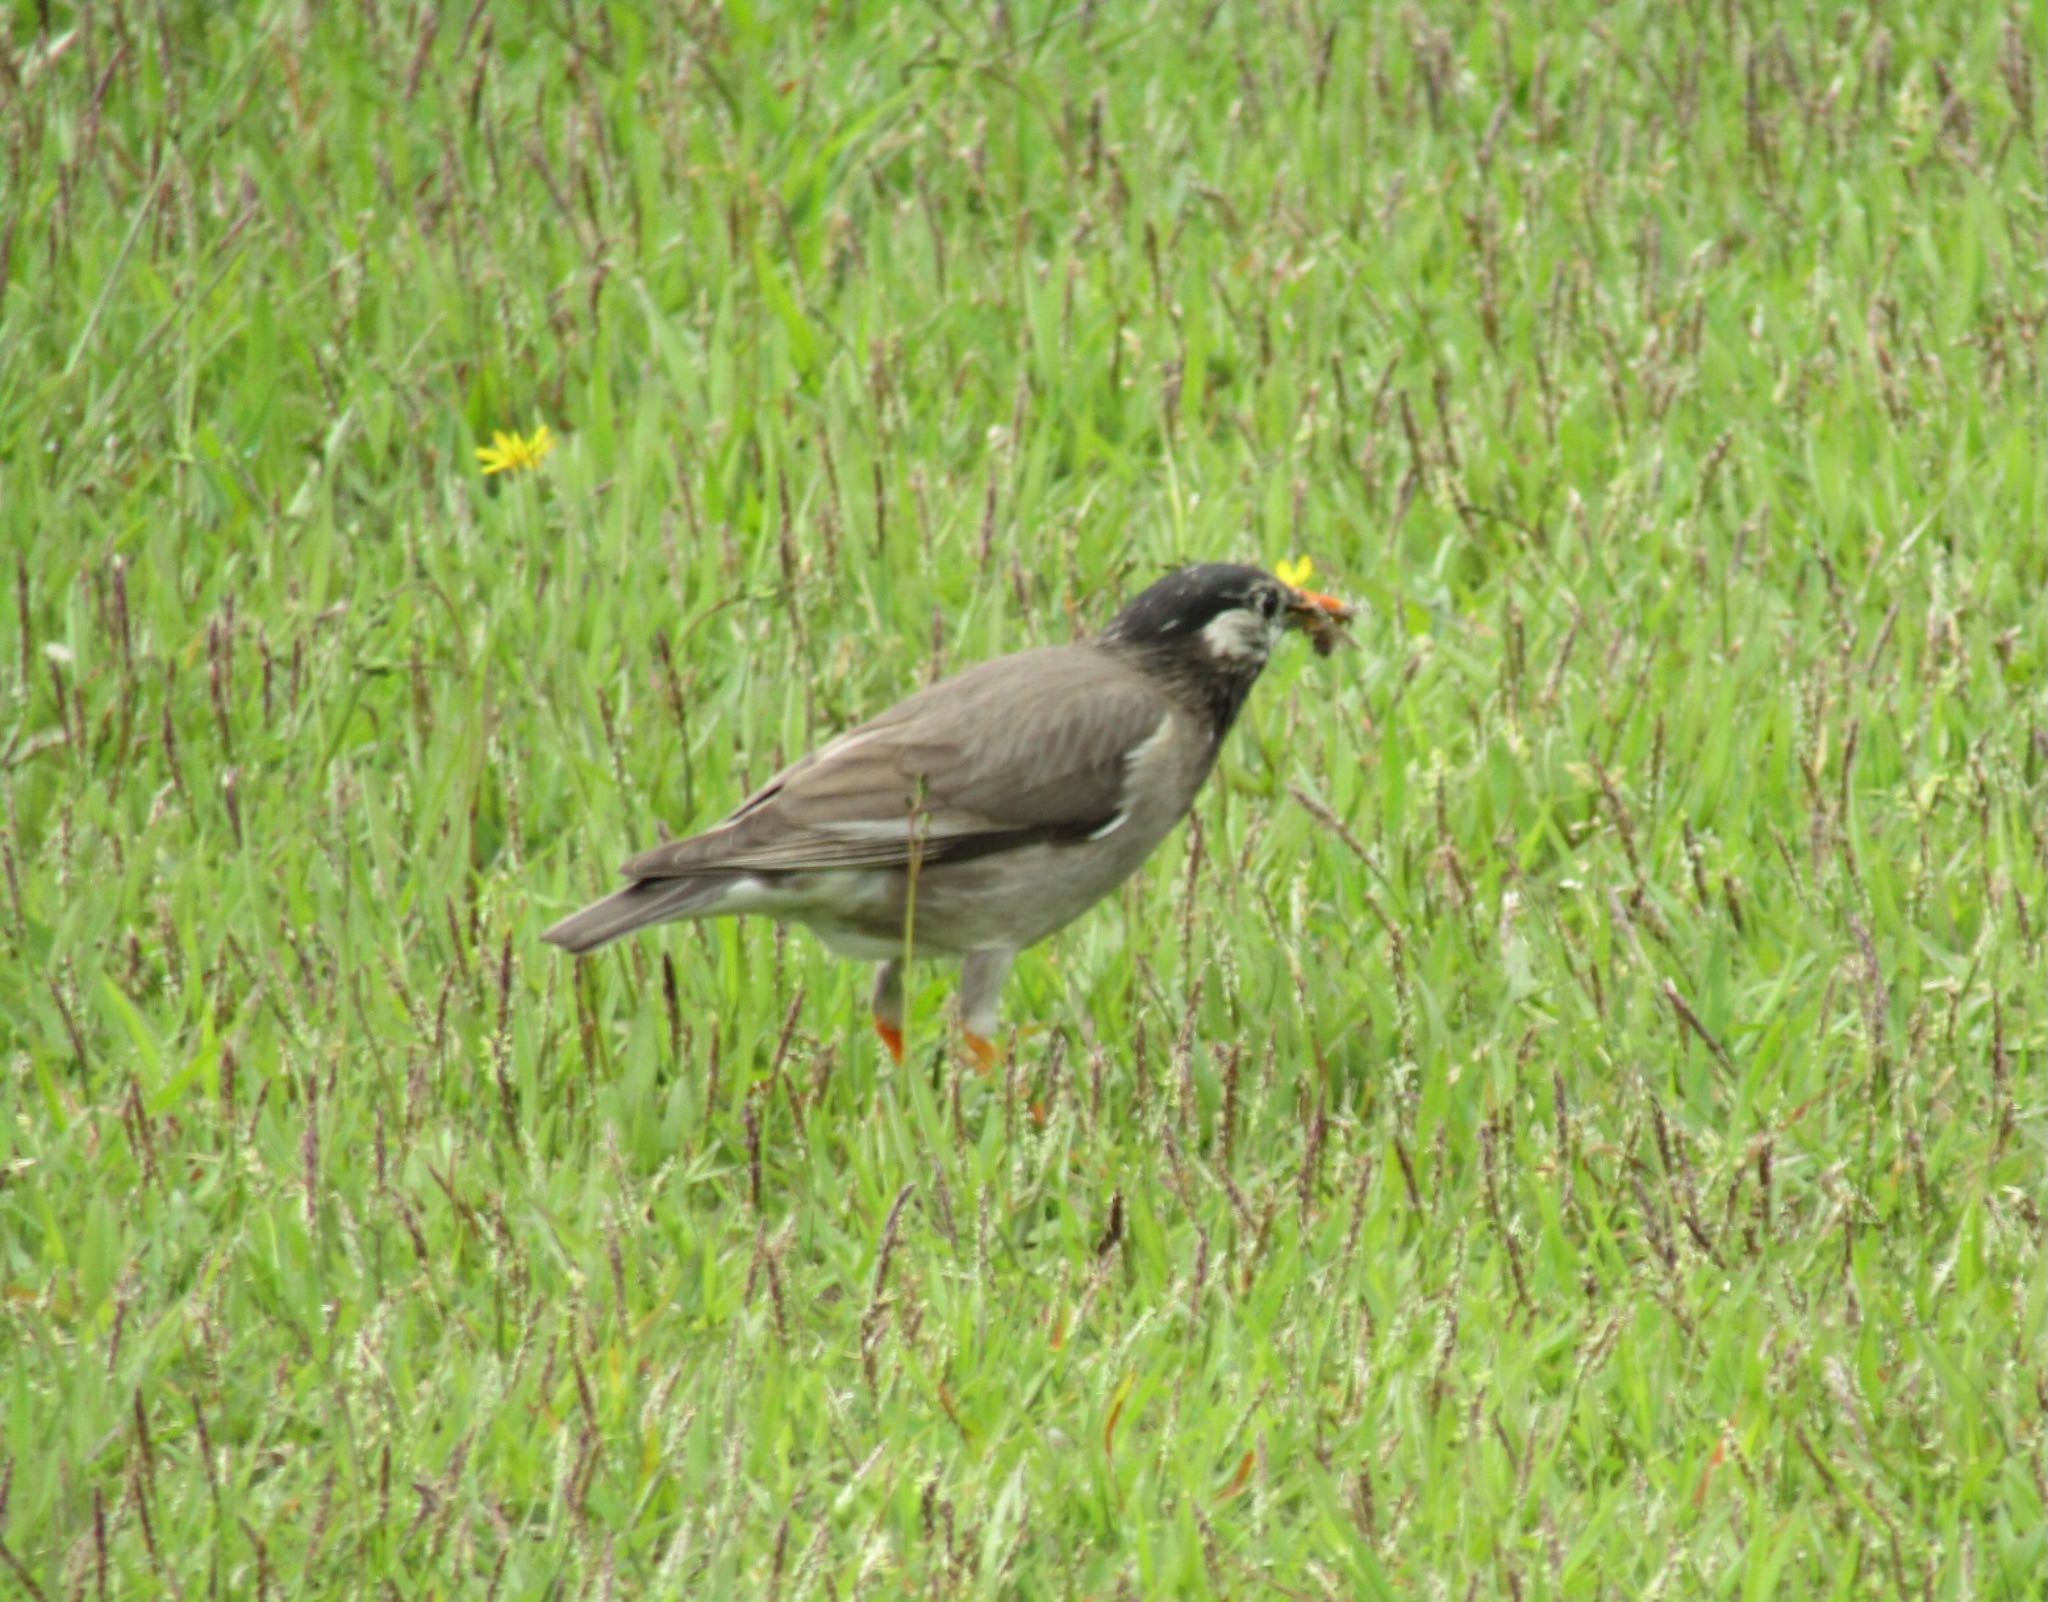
[911, 703, 1213, 950]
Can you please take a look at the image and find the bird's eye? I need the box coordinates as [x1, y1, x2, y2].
[1256, 587, 1280, 619]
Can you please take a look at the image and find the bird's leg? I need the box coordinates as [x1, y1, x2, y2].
[955, 948, 1016, 1075]
[872, 959, 905, 1064]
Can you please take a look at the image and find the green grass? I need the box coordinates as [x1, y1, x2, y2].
[3, 1, 2044, 1595]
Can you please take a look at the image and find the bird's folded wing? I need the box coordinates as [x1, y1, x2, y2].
[622, 647, 1170, 878]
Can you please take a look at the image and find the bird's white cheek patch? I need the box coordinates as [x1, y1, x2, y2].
[1199, 608, 1276, 663]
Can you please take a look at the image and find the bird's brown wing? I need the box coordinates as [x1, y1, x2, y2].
[622, 645, 1172, 878]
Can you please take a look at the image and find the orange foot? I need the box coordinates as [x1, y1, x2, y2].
[874, 1017, 904, 1064]
[963, 1031, 1000, 1075]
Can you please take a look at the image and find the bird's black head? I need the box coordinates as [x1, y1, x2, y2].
[1105, 565, 1277, 651]
[1101, 562, 1345, 735]
[1102, 563, 1293, 661]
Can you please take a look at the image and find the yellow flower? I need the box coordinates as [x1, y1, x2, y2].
[1275, 554, 1314, 588]
[476, 422, 555, 476]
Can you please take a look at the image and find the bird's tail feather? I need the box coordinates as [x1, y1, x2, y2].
[541, 875, 739, 954]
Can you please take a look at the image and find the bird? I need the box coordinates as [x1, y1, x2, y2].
[542, 562, 1354, 1068]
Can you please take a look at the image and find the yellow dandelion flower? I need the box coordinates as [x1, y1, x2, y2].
[476, 422, 555, 476]
[1275, 554, 1314, 588]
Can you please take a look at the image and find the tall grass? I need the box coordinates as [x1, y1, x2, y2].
[2, 2, 2042, 1595]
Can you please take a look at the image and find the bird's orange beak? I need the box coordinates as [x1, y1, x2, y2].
[1283, 587, 1358, 655]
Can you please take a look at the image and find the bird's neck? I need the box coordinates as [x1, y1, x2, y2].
[1106, 640, 1261, 743]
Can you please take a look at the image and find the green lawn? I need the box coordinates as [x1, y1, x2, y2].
[3, 2, 2043, 1595]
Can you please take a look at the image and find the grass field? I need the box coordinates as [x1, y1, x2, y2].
[3, 1, 2044, 1595]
